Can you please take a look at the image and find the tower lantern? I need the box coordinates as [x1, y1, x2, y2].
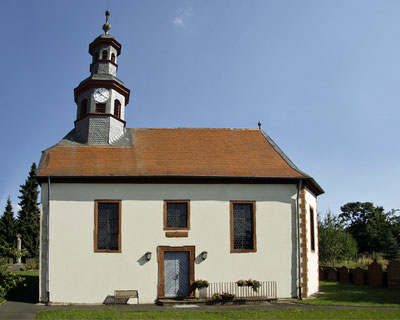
[72, 11, 131, 146]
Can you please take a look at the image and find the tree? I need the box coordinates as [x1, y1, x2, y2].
[339, 202, 391, 254]
[17, 163, 40, 258]
[0, 197, 16, 250]
[318, 211, 358, 266]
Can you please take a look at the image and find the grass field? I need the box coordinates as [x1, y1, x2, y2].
[13, 270, 39, 277]
[300, 281, 400, 307]
[35, 309, 400, 320]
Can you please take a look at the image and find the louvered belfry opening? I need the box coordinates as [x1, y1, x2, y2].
[166, 203, 188, 228]
[233, 203, 254, 250]
[114, 99, 121, 118]
[95, 103, 106, 113]
[97, 202, 119, 251]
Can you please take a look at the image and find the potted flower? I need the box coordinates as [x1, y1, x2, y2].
[236, 280, 246, 287]
[192, 279, 209, 289]
[246, 279, 261, 292]
[192, 279, 209, 298]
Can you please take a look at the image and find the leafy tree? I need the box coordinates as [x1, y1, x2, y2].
[382, 231, 400, 260]
[0, 197, 16, 250]
[339, 202, 391, 254]
[17, 163, 40, 258]
[388, 210, 400, 250]
[318, 211, 358, 266]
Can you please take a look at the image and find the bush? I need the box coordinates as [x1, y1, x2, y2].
[0, 259, 22, 300]
[212, 292, 235, 302]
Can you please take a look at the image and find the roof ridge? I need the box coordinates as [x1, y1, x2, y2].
[129, 127, 260, 131]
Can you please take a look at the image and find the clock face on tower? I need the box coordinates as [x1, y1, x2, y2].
[93, 88, 110, 103]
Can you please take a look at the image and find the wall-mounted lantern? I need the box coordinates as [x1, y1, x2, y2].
[146, 252, 152, 261]
[201, 251, 208, 260]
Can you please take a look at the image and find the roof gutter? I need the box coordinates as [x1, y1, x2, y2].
[46, 177, 51, 305]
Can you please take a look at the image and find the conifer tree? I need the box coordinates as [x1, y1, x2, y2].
[0, 197, 16, 248]
[17, 163, 40, 258]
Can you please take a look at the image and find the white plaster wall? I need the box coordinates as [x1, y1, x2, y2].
[304, 188, 319, 296]
[41, 183, 301, 304]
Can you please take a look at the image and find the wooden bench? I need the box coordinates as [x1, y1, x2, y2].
[114, 290, 139, 304]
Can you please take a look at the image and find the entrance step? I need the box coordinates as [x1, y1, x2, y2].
[157, 298, 207, 306]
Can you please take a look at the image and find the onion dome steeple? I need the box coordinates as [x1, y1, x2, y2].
[71, 11, 131, 146]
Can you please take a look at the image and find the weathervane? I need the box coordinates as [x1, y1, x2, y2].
[258, 121, 262, 130]
[102, 10, 111, 34]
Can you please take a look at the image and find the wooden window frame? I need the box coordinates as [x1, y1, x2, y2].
[310, 205, 315, 252]
[157, 246, 195, 298]
[230, 201, 257, 253]
[94, 200, 121, 253]
[163, 200, 190, 231]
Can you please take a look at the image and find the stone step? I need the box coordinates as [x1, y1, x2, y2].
[157, 298, 207, 306]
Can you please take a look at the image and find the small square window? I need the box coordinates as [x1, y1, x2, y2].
[164, 201, 190, 230]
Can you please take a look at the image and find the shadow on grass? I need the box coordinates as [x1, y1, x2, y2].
[6, 274, 38, 303]
[304, 281, 400, 307]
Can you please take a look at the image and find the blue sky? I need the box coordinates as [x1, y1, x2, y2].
[1, 0, 400, 216]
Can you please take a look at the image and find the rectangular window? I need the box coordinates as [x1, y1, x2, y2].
[164, 200, 190, 230]
[230, 201, 256, 253]
[310, 206, 315, 252]
[94, 200, 121, 252]
[95, 103, 106, 113]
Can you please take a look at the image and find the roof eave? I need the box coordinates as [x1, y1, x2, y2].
[36, 174, 324, 195]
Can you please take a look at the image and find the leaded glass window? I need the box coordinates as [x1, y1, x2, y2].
[96, 202, 120, 251]
[310, 207, 315, 251]
[232, 203, 254, 251]
[165, 202, 189, 229]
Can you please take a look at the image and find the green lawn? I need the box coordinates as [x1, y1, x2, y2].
[13, 270, 39, 277]
[35, 309, 400, 320]
[300, 281, 400, 307]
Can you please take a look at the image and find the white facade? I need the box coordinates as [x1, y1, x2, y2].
[39, 182, 310, 304]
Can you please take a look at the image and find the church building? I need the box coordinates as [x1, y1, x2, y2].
[37, 12, 323, 304]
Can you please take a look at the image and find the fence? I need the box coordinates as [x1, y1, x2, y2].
[320, 260, 400, 288]
[199, 281, 277, 299]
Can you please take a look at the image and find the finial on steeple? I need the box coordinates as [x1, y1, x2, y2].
[258, 121, 262, 130]
[102, 10, 111, 34]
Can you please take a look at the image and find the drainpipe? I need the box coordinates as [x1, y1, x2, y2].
[296, 179, 303, 300]
[46, 177, 51, 305]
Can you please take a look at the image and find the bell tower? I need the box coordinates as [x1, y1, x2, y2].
[72, 11, 131, 145]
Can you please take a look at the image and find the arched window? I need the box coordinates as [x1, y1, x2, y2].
[111, 53, 116, 63]
[102, 50, 108, 60]
[114, 99, 121, 118]
[80, 99, 88, 119]
[94, 52, 99, 61]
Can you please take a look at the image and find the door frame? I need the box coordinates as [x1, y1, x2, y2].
[157, 246, 195, 298]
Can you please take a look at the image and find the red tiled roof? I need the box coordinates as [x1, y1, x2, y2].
[38, 128, 306, 178]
